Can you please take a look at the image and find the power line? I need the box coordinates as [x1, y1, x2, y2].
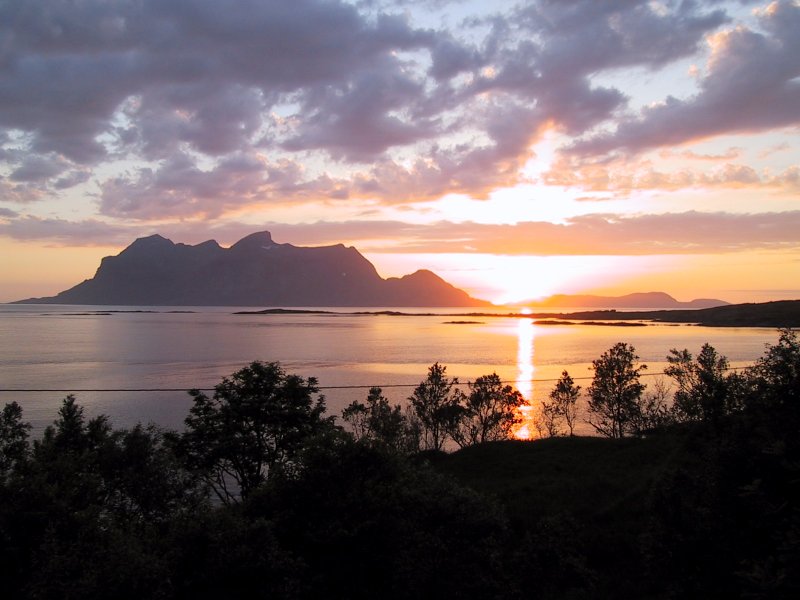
[0, 366, 752, 393]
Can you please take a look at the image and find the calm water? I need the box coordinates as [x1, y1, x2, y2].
[0, 304, 782, 435]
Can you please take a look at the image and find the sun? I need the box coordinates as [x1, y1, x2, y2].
[467, 255, 614, 305]
[367, 251, 667, 306]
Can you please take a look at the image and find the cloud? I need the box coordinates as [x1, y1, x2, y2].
[365, 211, 800, 255]
[759, 141, 791, 158]
[658, 147, 743, 161]
[0, 0, 750, 213]
[282, 63, 438, 161]
[0, 216, 135, 245]
[0, 180, 48, 203]
[53, 168, 92, 190]
[569, 1, 800, 158]
[9, 154, 71, 182]
[545, 157, 800, 193]
[5, 211, 800, 256]
[99, 151, 277, 219]
[466, 0, 727, 134]
[0, 0, 438, 165]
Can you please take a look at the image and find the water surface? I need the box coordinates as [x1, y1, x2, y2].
[0, 304, 780, 434]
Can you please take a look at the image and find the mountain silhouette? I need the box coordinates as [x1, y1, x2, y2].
[15, 232, 490, 307]
[523, 291, 728, 309]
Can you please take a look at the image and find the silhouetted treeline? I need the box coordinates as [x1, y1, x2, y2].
[1, 330, 798, 599]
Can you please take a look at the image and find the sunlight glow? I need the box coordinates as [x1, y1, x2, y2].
[516, 318, 534, 401]
[368, 253, 656, 305]
[514, 317, 538, 440]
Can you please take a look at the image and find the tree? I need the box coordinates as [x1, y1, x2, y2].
[341, 397, 370, 441]
[244, 436, 510, 599]
[26, 396, 204, 525]
[451, 373, 524, 447]
[342, 387, 419, 453]
[409, 363, 464, 451]
[745, 328, 800, 442]
[749, 328, 800, 408]
[630, 377, 674, 435]
[180, 361, 331, 503]
[539, 399, 562, 438]
[542, 371, 581, 437]
[665, 343, 731, 423]
[4, 396, 204, 599]
[0, 402, 30, 480]
[586, 343, 646, 438]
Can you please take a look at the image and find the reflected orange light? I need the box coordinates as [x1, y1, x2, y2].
[515, 424, 533, 440]
[514, 404, 534, 440]
[513, 318, 538, 440]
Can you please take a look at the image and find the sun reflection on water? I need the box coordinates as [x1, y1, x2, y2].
[514, 317, 537, 440]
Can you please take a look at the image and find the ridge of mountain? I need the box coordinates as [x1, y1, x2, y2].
[14, 232, 490, 307]
[523, 291, 729, 309]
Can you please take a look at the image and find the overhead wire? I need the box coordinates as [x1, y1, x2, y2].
[0, 366, 752, 393]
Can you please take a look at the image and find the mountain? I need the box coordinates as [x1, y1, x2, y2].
[524, 291, 729, 309]
[15, 232, 490, 307]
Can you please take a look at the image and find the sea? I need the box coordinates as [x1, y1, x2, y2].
[0, 304, 783, 436]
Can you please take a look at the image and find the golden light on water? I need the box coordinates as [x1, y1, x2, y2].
[514, 404, 535, 440]
[516, 317, 534, 399]
[514, 317, 538, 440]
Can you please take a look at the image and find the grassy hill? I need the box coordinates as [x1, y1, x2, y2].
[427, 434, 688, 597]
[427, 426, 795, 599]
[432, 435, 683, 527]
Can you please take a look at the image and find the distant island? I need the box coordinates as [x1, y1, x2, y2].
[234, 300, 800, 327]
[13, 231, 490, 307]
[550, 299, 800, 328]
[522, 291, 729, 309]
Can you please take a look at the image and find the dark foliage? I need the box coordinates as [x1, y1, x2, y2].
[587, 343, 647, 438]
[408, 362, 464, 451]
[1, 332, 798, 599]
[542, 370, 581, 437]
[341, 386, 421, 453]
[452, 373, 524, 447]
[179, 361, 332, 503]
[243, 438, 510, 599]
[0, 401, 29, 480]
[0, 396, 205, 599]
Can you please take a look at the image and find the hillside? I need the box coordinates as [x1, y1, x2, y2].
[431, 435, 685, 597]
[551, 299, 800, 327]
[14, 232, 490, 307]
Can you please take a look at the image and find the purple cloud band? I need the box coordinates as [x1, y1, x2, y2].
[2, 0, 795, 219]
[3, 211, 799, 255]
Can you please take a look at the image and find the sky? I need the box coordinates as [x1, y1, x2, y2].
[1, 0, 799, 304]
